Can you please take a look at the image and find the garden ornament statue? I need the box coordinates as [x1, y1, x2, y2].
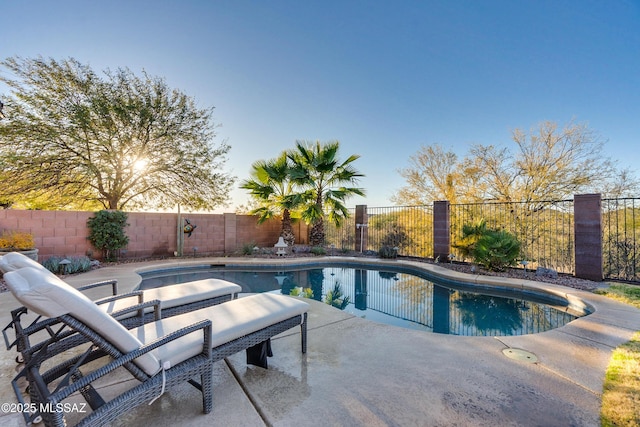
[183, 219, 197, 237]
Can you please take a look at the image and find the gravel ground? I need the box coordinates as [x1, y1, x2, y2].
[0, 253, 603, 293]
[425, 260, 603, 292]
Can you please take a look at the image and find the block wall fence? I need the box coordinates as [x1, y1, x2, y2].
[1, 193, 603, 281]
[0, 210, 309, 260]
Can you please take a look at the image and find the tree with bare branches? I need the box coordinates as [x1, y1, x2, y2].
[394, 120, 638, 206]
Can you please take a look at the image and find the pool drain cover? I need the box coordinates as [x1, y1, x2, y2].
[502, 348, 538, 363]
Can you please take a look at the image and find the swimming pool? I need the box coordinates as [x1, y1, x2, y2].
[139, 262, 588, 336]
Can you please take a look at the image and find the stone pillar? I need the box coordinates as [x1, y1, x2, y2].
[224, 213, 237, 254]
[574, 193, 603, 281]
[433, 200, 450, 261]
[355, 205, 368, 253]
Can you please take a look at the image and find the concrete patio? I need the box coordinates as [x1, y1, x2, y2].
[1, 257, 639, 426]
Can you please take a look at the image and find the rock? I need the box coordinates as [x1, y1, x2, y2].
[535, 267, 558, 278]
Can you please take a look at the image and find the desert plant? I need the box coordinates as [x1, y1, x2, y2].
[454, 219, 521, 271]
[42, 256, 93, 275]
[87, 210, 129, 261]
[310, 246, 326, 255]
[241, 242, 257, 255]
[453, 219, 489, 261]
[0, 230, 35, 250]
[378, 246, 398, 259]
[473, 230, 521, 271]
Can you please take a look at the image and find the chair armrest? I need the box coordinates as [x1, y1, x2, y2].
[94, 290, 144, 306]
[110, 299, 162, 321]
[77, 279, 118, 295]
[52, 319, 213, 402]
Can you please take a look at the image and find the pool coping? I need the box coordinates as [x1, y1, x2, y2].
[129, 256, 594, 316]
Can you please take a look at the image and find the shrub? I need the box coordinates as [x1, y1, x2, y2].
[454, 219, 521, 271]
[310, 246, 326, 256]
[241, 242, 257, 255]
[0, 230, 35, 250]
[42, 256, 93, 275]
[381, 225, 410, 249]
[473, 230, 521, 271]
[87, 210, 129, 261]
[378, 246, 398, 259]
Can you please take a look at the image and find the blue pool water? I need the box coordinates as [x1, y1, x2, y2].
[139, 263, 585, 336]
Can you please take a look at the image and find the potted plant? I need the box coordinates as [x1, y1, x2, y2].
[0, 230, 38, 260]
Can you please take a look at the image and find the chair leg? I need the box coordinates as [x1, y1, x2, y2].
[301, 313, 307, 354]
[201, 363, 213, 414]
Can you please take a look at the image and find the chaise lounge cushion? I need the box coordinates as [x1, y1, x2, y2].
[132, 293, 309, 369]
[0, 252, 46, 273]
[4, 267, 161, 376]
[99, 279, 242, 318]
[1, 251, 243, 320]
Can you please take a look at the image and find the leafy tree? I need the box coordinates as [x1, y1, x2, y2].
[394, 120, 639, 206]
[0, 56, 234, 210]
[289, 140, 365, 246]
[240, 152, 301, 246]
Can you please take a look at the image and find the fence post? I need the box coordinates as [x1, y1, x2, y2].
[433, 200, 450, 261]
[355, 205, 368, 253]
[574, 193, 603, 281]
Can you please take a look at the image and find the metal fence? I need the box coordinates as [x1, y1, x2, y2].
[603, 197, 640, 282]
[325, 206, 434, 258]
[326, 196, 640, 282]
[449, 200, 575, 274]
[324, 208, 356, 252]
[365, 205, 434, 258]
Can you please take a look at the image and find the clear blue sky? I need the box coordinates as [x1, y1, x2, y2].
[2, 0, 639, 211]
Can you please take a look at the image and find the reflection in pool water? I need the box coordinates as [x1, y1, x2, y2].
[140, 265, 584, 336]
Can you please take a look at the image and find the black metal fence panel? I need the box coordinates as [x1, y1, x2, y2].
[449, 200, 575, 274]
[324, 208, 356, 252]
[365, 205, 434, 258]
[328, 196, 639, 282]
[603, 198, 640, 282]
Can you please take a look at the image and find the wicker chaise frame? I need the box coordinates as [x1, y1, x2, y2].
[14, 303, 308, 427]
[3, 279, 238, 365]
[19, 313, 214, 427]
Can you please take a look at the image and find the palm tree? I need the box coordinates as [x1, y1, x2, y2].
[240, 152, 301, 245]
[289, 140, 365, 246]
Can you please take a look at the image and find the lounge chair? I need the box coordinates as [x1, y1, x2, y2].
[4, 266, 309, 427]
[1, 252, 241, 363]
